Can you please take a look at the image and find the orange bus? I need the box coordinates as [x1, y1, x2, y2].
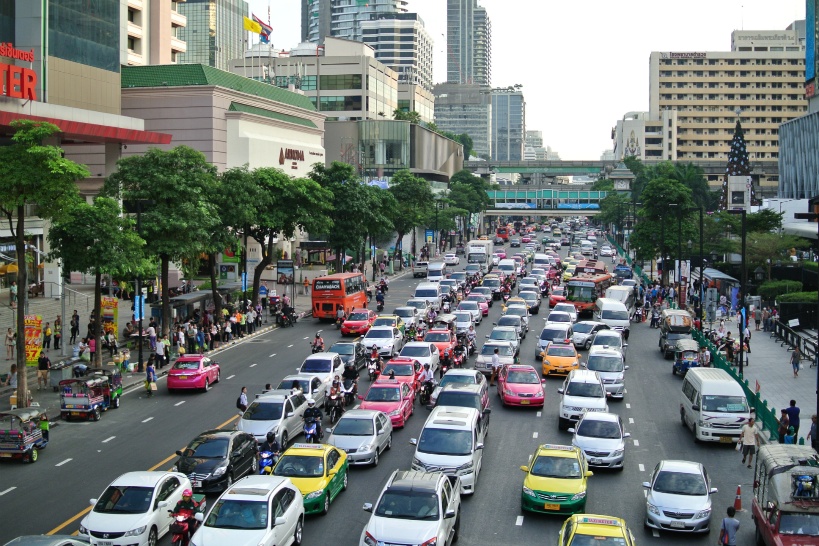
[311, 272, 368, 320]
[565, 273, 614, 315]
[496, 226, 509, 241]
[573, 260, 609, 275]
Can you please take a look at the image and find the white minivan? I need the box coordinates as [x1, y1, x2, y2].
[680, 368, 752, 443]
[605, 286, 636, 316]
[497, 259, 516, 278]
[593, 297, 631, 338]
[410, 406, 485, 494]
[414, 282, 443, 311]
[426, 262, 449, 283]
[580, 240, 594, 256]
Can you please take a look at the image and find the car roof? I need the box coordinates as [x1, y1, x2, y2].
[657, 459, 703, 474]
[536, 443, 583, 458]
[505, 364, 538, 373]
[303, 352, 340, 361]
[427, 406, 481, 427]
[576, 320, 605, 327]
[255, 390, 294, 401]
[221, 475, 291, 500]
[283, 443, 336, 456]
[443, 368, 480, 377]
[587, 349, 623, 359]
[492, 326, 518, 333]
[366, 326, 396, 332]
[111, 471, 186, 488]
[280, 373, 321, 383]
[439, 383, 482, 394]
[387, 469, 443, 492]
[578, 411, 619, 424]
[349, 308, 370, 314]
[337, 408, 382, 420]
[402, 341, 431, 348]
[369, 380, 402, 389]
[567, 369, 602, 383]
[546, 341, 575, 349]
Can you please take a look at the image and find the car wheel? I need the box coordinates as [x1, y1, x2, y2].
[293, 518, 304, 545]
[342, 470, 348, 491]
[321, 493, 330, 515]
[204, 378, 210, 392]
[112, 396, 120, 409]
[27, 447, 38, 463]
[281, 432, 289, 449]
[386, 434, 392, 450]
[214, 370, 220, 383]
[251, 457, 258, 473]
[91, 407, 101, 421]
[373, 449, 379, 467]
[147, 527, 158, 546]
[452, 515, 461, 543]
[584, 340, 592, 350]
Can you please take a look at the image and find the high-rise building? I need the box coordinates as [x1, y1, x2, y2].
[446, 0, 491, 85]
[491, 86, 525, 161]
[177, 0, 248, 70]
[524, 130, 547, 160]
[303, 0, 408, 44]
[433, 82, 492, 159]
[361, 13, 434, 91]
[124, 0, 188, 66]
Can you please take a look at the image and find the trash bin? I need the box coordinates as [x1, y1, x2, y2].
[50, 357, 81, 392]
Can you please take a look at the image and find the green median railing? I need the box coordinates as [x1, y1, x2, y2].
[691, 329, 780, 442]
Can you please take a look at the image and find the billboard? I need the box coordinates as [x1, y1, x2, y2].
[808, 0, 817, 83]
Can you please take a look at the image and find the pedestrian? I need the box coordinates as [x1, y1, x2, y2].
[785, 399, 801, 438]
[5, 328, 14, 360]
[105, 330, 118, 357]
[778, 409, 790, 444]
[784, 426, 796, 444]
[237, 386, 249, 412]
[303, 277, 310, 295]
[54, 315, 62, 350]
[147, 323, 157, 352]
[791, 346, 801, 377]
[739, 417, 760, 468]
[489, 347, 500, 386]
[807, 414, 818, 452]
[3, 363, 17, 387]
[145, 355, 157, 395]
[155, 333, 166, 368]
[88, 336, 96, 363]
[743, 324, 751, 354]
[717, 506, 740, 546]
[196, 328, 205, 355]
[43, 322, 52, 351]
[70, 311, 79, 345]
[9, 280, 17, 309]
[754, 307, 762, 331]
[210, 323, 218, 350]
[699, 346, 711, 368]
[36, 351, 50, 390]
[39, 413, 49, 442]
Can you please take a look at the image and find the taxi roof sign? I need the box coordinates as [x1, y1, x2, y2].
[540, 444, 575, 451]
[291, 443, 324, 450]
[578, 516, 621, 526]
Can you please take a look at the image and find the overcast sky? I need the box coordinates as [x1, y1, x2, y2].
[248, 0, 805, 159]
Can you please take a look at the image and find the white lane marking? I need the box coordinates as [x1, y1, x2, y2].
[250, 363, 257, 368]
[633, 439, 640, 447]
[628, 418, 634, 424]
[532, 432, 539, 439]
[652, 530, 660, 537]
[536, 411, 542, 417]
[643, 489, 648, 498]
[625, 403, 631, 409]
[227, 375, 236, 380]
[55, 458, 72, 467]
[174, 401, 186, 407]
[303, 337, 309, 340]
[515, 515, 524, 526]
[0, 487, 16, 496]
[624, 389, 627, 394]
[288, 344, 294, 348]
[102, 436, 116, 443]
[638, 463, 645, 472]
[269, 353, 276, 358]
[141, 417, 154, 423]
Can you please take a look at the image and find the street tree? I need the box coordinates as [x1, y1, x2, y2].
[362, 185, 397, 269]
[105, 146, 220, 335]
[388, 170, 434, 262]
[0, 120, 88, 406]
[743, 232, 809, 280]
[393, 109, 421, 124]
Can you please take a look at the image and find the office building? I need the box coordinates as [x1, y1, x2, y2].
[524, 130, 547, 160]
[361, 13, 434, 91]
[491, 86, 525, 161]
[398, 83, 435, 124]
[433, 82, 491, 159]
[446, 0, 491, 85]
[124, 0, 188, 66]
[176, 0, 248, 70]
[303, 0, 408, 44]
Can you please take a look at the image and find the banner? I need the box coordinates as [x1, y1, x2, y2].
[101, 296, 119, 336]
[24, 314, 42, 366]
[277, 260, 294, 285]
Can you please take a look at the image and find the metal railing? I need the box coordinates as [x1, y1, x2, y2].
[770, 318, 818, 367]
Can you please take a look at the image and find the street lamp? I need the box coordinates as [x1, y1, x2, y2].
[727, 208, 747, 378]
[793, 211, 819, 429]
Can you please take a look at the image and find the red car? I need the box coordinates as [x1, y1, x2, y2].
[521, 235, 532, 244]
[167, 355, 221, 392]
[549, 286, 567, 308]
[423, 329, 457, 359]
[380, 358, 422, 387]
[358, 379, 415, 427]
[465, 294, 490, 316]
[497, 364, 545, 407]
[341, 308, 377, 336]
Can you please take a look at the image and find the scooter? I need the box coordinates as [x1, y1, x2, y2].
[439, 356, 451, 379]
[327, 393, 343, 425]
[311, 342, 324, 354]
[442, 300, 451, 313]
[169, 509, 197, 546]
[342, 379, 357, 406]
[376, 301, 384, 312]
[259, 451, 278, 475]
[452, 351, 465, 369]
[367, 359, 380, 381]
[418, 380, 435, 405]
[304, 418, 321, 443]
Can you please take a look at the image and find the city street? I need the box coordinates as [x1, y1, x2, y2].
[1, 243, 762, 545]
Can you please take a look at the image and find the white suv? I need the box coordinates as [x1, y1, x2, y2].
[361, 470, 461, 546]
[557, 369, 609, 430]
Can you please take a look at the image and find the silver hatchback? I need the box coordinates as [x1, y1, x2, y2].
[643, 460, 717, 533]
[326, 409, 393, 466]
[569, 412, 629, 469]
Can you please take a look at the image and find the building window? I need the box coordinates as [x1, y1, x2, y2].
[127, 37, 135, 51]
[49, 0, 119, 72]
[320, 74, 363, 90]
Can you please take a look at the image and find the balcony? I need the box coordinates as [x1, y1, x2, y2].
[170, 37, 186, 53]
[170, 9, 186, 28]
[127, 50, 144, 66]
[127, 0, 143, 10]
[127, 21, 143, 40]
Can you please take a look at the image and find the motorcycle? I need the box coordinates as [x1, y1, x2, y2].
[327, 393, 343, 425]
[342, 379, 357, 406]
[335, 315, 345, 330]
[442, 300, 451, 313]
[439, 356, 451, 378]
[633, 307, 643, 323]
[452, 350, 465, 369]
[367, 358, 380, 381]
[502, 292, 511, 303]
[376, 301, 384, 312]
[379, 279, 389, 293]
[169, 509, 198, 546]
[259, 451, 278, 475]
[418, 380, 434, 406]
[311, 342, 324, 354]
[304, 418, 321, 443]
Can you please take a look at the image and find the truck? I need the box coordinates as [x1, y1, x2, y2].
[466, 240, 493, 274]
[753, 444, 819, 545]
[412, 260, 428, 278]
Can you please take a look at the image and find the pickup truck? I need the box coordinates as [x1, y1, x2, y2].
[413, 261, 428, 278]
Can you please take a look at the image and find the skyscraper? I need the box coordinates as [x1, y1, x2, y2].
[434, 82, 492, 159]
[491, 86, 525, 161]
[446, 0, 491, 85]
[361, 13, 434, 91]
[303, 0, 408, 44]
[177, 0, 248, 70]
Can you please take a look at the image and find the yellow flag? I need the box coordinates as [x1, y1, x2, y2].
[243, 16, 262, 34]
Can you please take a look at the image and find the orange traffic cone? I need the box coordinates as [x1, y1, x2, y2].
[734, 485, 742, 511]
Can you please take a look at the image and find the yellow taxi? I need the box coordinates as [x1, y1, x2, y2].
[272, 443, 349, 515]
[372, 314, 406, 335]
[558, 514, 637, 546]
[562, 265, 577, 282]
[503, 296, 529, 312]
[520, 444, 592, 514]
[540, 340, 580, 376]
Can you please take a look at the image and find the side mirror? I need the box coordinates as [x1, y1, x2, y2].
[89, 498, 98, 506]
[377, 428, 385, 435]
[568, 428, 576, 433]
[328, 470, 337, 477]
[485, 334, 490, 338]
[476, 443, 484, 450]
[363, 503, 373, 512]
[710, 487, 719, 494]
[624, 365, 630, 371]
[444, 509, 457, 519]
[642, 481, 651, 489]
[541, 379, 546, 383]
[557, 388, 564, 395]
[175, 450, 184, 457]
[286, 412, 295, 418]
[410, 438, 418, 445]
[195, 512, 204, 522]
[624, 432, 631, 438]
[520, 465, 529, 472]
[585, 471, 594, 477]
[295, 368, 300, 372]
[158, 500, 169, 508]
[274, 516, 286, 526]
[326, 427, 333, 434]
[692, 404, 700, 411]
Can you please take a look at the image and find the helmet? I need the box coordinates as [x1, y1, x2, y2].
[424, 363, 430, 369]
[266, 431, 275, 443]
[372, 345, 378, 350]
[315, 333, 321, 338]
[182, 489, 192, 498]
[307, 398, 315, 406]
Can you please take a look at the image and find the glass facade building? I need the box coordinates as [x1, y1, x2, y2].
[0, 1, 14, 44]
[491, 89, 525, 161]
[303, 0, 407, 44]
[177, 0, 248, 70]
[49, 0, 120, 72]
[446, 0, 491, 86]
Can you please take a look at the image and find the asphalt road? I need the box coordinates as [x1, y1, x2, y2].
[0, 239, 761, 546]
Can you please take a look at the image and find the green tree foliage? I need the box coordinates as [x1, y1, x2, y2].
[745, 233, 809, 280]
[0, 120, 88, 405]
[456, 133, 474, 160]
[591, 178, 614, 191]
[757, 280, 802, 301]
[393, 109, 422, 124]
[105, 146, 220, 334]
[48, 197, 148, 366]
[777, 291, 818, 303]
[388, 169, 434, 258]
[361, 185, 397, 264]
[597, 192, 630, 227]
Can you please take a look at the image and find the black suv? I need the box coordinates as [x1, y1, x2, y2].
[509, 238, 521, 247]
[174, 429, 258, 493]
[330, 341, 366, 370]
[431, 384, 491, 428]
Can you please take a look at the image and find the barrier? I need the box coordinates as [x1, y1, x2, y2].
[770, 319, 818, 368]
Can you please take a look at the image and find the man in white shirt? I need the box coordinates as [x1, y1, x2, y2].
[740, 417, 760, 468]
[155, 334, 166, 368]
[489, 348, 501, 386]
[146, 324, 156, 352]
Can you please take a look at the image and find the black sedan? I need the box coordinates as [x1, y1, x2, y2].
[330, 340, 367, 370]
[174, 429, 258, 493]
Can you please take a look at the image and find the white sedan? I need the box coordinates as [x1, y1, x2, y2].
[599, 245, 615, 257]
[444, 253, 460, 266]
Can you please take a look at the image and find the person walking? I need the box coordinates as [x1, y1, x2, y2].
[743, 323, 752, 354]
[237, 386, 249, 412]
[43, 322, 52, 351]
[36, 352, 50, 390]
[70, 311, 80, 345]
[155, 334, 166, 368]
[754, 307, 762, 331]
[784, 399, 801, 438]
[740, 417, 760, 468]
[718, 506, 740, 546]
[9, 280, 17, 309]
[147, 322, 157, 352]
[54, 315, 62, 351]
[5, 328, 14, 360]
[303, 277, 310, 295]
[807, 414, 818, 452]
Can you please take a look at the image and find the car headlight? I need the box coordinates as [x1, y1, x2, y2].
[503, 388, 514, 396]
[456, 461, 473, 474]
[571, 491, 586, 501]
[647, 502, 660, 515]
[361, 442, 376, 453]
[522, 486, 535, 497]
[305, 490, 324, 500]
[122, 525, 147, 537]
[695, 509, 712, 519]
[213, 465, 227, 477]
[412, 457, 422, 468]
[697, 420, 705, 427]
[389, 409, 401, 416]
[543, 360, 550, 366]
[78, 524, 88, 535]
[613, 449, 624, 457]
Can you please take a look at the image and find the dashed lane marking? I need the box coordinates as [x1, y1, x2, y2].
[638, 463, 645, 472]
[303, 337, 309, 340]
[227, 375, 236, 380]
[652, 530, 660, 537]
[269, 353, 276, 357]
[0, 487, 16, 496]
[536, 411, 542, 417]
[626, 403, 631, 409]
[102, 436, 116, 443]
[141, 417, 154, 423]
[174, 401, 185, 407]
[515, 516, 524, 526]
[533, 432, 539, 439]
[288, 344, 294, 348]
[633, 439, 640, 447]
[628, 418, 634, 424]
[55, 458, 72, 467]
[250, 363, 257, 368]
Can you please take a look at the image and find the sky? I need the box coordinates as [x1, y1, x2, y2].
[248, 0, 805, 160]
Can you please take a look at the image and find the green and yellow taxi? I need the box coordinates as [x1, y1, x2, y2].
[272, 443, 349, 515]
[557, 514, 637, 546]
[372, 314, 406, 335]
[563, 265, 577, 282]
[520, 444, 592, 514]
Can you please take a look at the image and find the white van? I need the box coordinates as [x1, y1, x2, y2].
[497, 258, 516, 278]
[605, 286, 636, 316]
[426, 262, 449, 283]
[580, 240, 594, 256]
[593, 297, 630, 336]
[410, 406, 485, 494]
[413, 282, 442, 311]
[680, 368, 752, 443]
[533, 253, 551, 269]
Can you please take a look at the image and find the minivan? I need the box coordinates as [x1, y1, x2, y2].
[410, 406, 486, 494]
[604, 286, 636, 316]
[414, 282, 443, 311]
[426, 262, 449, 283]
[680, 368, 752, 443]
[497, 258, 517, 278]
[580, 240, 594, 256]
[557, 369, 609, 430]
[593, 297, 630, 339]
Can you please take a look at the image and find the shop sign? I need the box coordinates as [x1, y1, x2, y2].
[279, 147, 305, 171]
[24, 314, 42, 365]
[0, 43, 34, 62]
[0, 43, 37, 101]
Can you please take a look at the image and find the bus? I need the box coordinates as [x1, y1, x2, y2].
[311, 272, 368, 320]
[565, 273, 614, 316]
[496, 226, 509, 241]
[573, 260, 609, 276]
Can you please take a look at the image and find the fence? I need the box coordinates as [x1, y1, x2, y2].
[691, 328, 780, 442]
[770, 318, 818, 367]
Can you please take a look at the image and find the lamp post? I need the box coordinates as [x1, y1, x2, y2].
[794, 211, 819, 430]
[124, 199, 153, 373]
[727, 208, 747, 378]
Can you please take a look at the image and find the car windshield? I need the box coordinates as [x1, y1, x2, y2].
[547, 346, 575, 357]
[277, 378, 309, 392]
[779, 513, 819, 536]
[274, 455, 325, 478]
[332, 418, 375, 436]
[454, 312, 472, 323]
[440, 374, 476, 387]
[365, 330, 392, 339]
[552, 287, 565, 297]
[520, 293, 537, 302]
[373, 318, 396, 327]
[401, 346, 430, 357]
[565, 382, 604, 398]
[173, 360, 201, 370]
[497, 317, 520, 328]
[548, 314, 570, 323]
[375, 490, 440, 520]
[577, 419, 621, 439]
[435, 392, 481, 411]
[541, 328, 567, 341]
[382, 364, 414, 376]
[459, 302, 478, 310]
[348, 313, 370, 321]
[652, 471, 707, 495]
[490, 330, 516, 341]
[330, 344, 354, 355]
[204, 499, 268, 530]
[506, 308, 527, 317]
[587, 355, 623, 372]
[425, 333, 452, 342]
[701, 395, 749, 413]
[566, 284, 595, 303]
[593, 336, 621, 348]
[573, 323, 596, 334]
[467, 295, 486, 303]
[482, 279, 500, 288]
[243, 402, 284, 422]
[507, 371, 540, 384]
[94, 486, 154, 514]
[601, 310, 629, 321]
[418, 428, 474, 456]
[481, 344, 513, 356]
[365, 387, 401, 402]
[530, 455, 582, 478]
[407, 301, 426, 310]
[668, 333, 692, 341]
[301, 359, 332, 373]
[395, 309, 414, 318]
[416, 289, 438, 298]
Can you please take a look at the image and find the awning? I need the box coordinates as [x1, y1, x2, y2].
[169, 292, 210, 304]
[0, 111, 171, 145]
[6, 263, 18, 274]
[702, 267, 738, 283]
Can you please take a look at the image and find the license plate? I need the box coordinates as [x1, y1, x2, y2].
[0, 453, 11, 458]
[719, 436, 734, 443]
[670, 521, 686, 529]
[178, 375, 188, 380]
[544, 503, 560, 510]
[520, 400, 530, 405]
[95, 542, 114, 546]
[590, 458, 603, 465]
[191, 480, 202, 488]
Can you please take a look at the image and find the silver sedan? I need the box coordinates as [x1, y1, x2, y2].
[326, 409, 393, 466]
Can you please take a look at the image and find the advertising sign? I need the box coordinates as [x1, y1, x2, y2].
[425, 230, 434, 243]
[101, 296, 119, 336]
[24, 315, 42, 366]
[219, 264, 236, 280]
[277, 260, 295, 284]
[221, 248, 240, 263]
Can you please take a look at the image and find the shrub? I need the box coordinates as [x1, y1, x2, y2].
[758, 280, 802, 301]
[777, 291, 819, 303]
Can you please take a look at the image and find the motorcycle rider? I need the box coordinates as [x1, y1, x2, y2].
[375, 290, 385, 310]
[312, 332, 324, 352]
[172, 489, 199, 545]
[258, 431, 281, 470]
[453, 338, 467, 364]
[418, 363, 436, 398]
[336, 307, 346, 324]
[303, 398, 323, 439]
[466, 324, 477, 352]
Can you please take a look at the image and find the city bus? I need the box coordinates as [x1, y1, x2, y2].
[311, 272, 368, 320]
[496, 226, 509, 241]
[573, 260, 609, 276]
[565, 273, 614, 316]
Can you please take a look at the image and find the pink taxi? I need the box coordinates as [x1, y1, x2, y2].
[167, 355, 221, 392]
[358, 379, 415, 428]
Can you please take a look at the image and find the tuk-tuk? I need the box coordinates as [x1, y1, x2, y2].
[89, 367, 123, 405]
[432, 313, 458, 334]
[59, 375, 118, 421]
[0, 407, 48, 463]
[672, 339, 701, 376]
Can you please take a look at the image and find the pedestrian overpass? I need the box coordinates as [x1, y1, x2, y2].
[468, 160, 611, 177]
[484, 187, 606, 217]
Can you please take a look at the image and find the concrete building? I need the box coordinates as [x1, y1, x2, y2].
[433, 82, 491, 159]
[303, 0, 408, 44]
[600, 149, 616, 161]
[524, 130, 547, 160]
[446, 0, 491, 85]
[124, 0, 188, 66]
[491, 86, 525, 161]
[361, 13, 434, 92]
[176, 0, 248, 70]
[398, 83, 435, 124]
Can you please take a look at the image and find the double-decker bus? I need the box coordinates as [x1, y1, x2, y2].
[496, 226, 509, 241]
[311, 272, 367, 320]
[565, 273, 614, 315]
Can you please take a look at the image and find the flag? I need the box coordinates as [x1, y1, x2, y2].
[252, 13, 272, 43]
[243, 16, 262, 35]
[755, 380, 761, 394]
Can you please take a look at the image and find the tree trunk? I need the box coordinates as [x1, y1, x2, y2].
[15, 205, 27, 407]
[395, 233, 404, 271]
[94, 270, 102, 367]
[251, 237, 272, 307]
[161, 254, 170, 336]
[208, 253, 222, 319]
